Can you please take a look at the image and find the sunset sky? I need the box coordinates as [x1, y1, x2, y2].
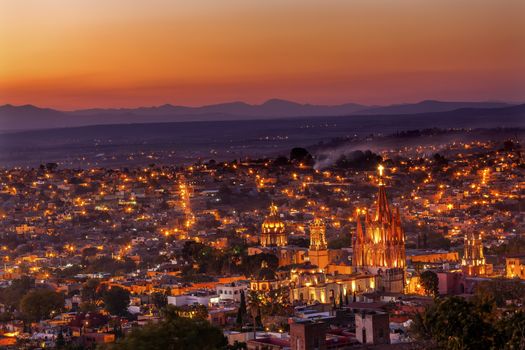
[1, 0, 524, 109]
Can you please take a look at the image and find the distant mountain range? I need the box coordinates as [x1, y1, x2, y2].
[1, 103, 524, 167]
[0, 99, 515, 131]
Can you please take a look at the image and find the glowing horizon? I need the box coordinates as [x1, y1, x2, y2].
[1, 0, 524, 109]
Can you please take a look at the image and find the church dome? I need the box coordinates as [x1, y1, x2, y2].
[260, 203, 287, 247]
[262, 203, 285, 233]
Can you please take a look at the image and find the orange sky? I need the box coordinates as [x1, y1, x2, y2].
[1, 0, 524, 109]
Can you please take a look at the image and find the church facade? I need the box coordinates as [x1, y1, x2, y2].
[352, 165, 406, 293]
[461, 232, 492, 276]
[249, 166, 408, 303]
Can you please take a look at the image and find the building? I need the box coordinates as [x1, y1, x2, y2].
[437, 271, 466, 295]
[290, 320, 327, 350]
[461, 232, 492, 276]
[250, 261, 284, 291]
[408, 250, 459, 265]
[355, 311, 390, 345]
[167, 291, 219, 307]
[353, 165, 406, 293]
[308, 218, 329, 270]
[215, 281, 248, 302]
[290, 267, 376, 304]
[506, 255, 525, 279]
[260, 204, 287, 247]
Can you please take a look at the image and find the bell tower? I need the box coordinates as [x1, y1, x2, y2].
[309, 218, 329, 269]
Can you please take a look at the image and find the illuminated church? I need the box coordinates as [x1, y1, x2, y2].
[260, 203, 287, 247]
[353, 165, 406, 293]
[461, 232, 492, 276]
[249, 166, 406, 304]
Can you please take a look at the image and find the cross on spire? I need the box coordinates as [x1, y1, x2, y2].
[378, 164, 385, 186]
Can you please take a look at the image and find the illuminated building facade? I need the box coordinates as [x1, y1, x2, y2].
[249, 261, 284, 291]
[308, 218, 329, 269]
[506, 255, 525, 279]
[289, 267, 376, 304]
[260, 204, 287, 247]
[353, 165, 406, 293]
[461, 232, 492, 276]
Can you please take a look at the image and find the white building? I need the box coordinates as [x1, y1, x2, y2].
[216, 281, 248, 302]
[167, 292, 219, 307]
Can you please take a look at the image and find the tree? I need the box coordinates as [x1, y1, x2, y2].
[151, 292, 167, 309]
[411, 296, 495, 349]
[290, 147, 313, 165]
[103, 286, 130, 316]
[433, 153, 448, 166]
[503, 140, 517, 151]
[334, 150, 382, 170]
[79, 302, 97, 313]
[0, 275, 34, 310]
[55, 332, 65, 348]
[20, 289, 64, 322]
[496, 310, 525, 350]
[236, 290, 246, 325]
[241, 253, 279, 277]
[420, 270, 439, 297]
[227, 341, 247, 350]
[171, 305, 208, 320]
[247, 287, 290, 322]
[81, 278, 101, 303]
[81, 247, 99, 259]
[247, 290, 262, 337]
[327, 236, 352, 249]
[105, 306, 227, 350]
[473, 279, 525, 307]
[273, 156, 289, 166]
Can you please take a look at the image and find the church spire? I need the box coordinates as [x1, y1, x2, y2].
[375, 164, 391, 222]
[353, 163, 406, 273]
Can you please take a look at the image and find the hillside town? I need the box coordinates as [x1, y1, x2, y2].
[0, 138, 524, 349]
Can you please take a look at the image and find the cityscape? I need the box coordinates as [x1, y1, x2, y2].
[0, 137, 524, 349]
[1, 1, 525, 350]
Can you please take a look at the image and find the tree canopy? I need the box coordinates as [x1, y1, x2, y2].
[411, 296, 525, 350]
[20, 288, 64, 322]
[0, 275, 34, 310]
[105, 306, 227, 350]
[103, 286, 130, 316]
[419, 270, 439, 297]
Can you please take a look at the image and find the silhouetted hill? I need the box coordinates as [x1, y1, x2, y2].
[0, 104, 70, 130]
[0, 99, 519, 131]
[358, 100, 510, 115]
[1, 103, 523, 167]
